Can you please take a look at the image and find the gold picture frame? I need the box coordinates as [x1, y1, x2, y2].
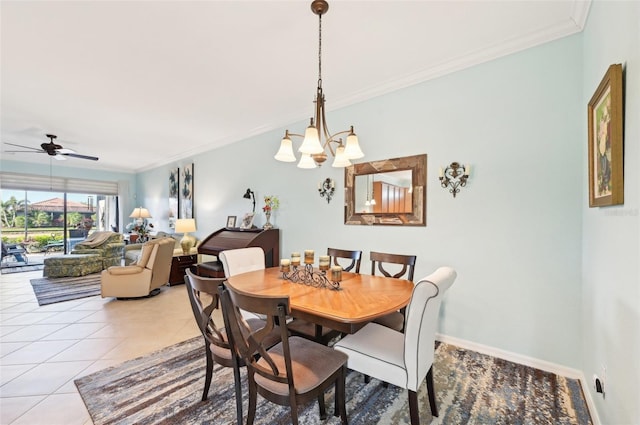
[588, 64, 624, 207]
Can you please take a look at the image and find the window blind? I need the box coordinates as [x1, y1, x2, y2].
[0, 172, 118, 195]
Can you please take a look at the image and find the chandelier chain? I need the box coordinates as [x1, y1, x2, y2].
[318, 13, 322, 88]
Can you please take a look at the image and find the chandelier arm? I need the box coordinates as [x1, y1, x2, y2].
[286, 132, 306, 139]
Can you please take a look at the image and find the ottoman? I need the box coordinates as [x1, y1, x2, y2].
[43, 254, 103, 278]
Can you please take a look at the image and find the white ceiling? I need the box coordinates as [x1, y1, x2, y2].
[1, 0, 590, 173]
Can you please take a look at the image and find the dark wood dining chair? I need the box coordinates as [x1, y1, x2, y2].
[370, 251, 417, 332]
[184, 270, 279, 425]
[328, 247, 362, 273]
[288, 247, 362, 345]
[220, 284, 349, 425]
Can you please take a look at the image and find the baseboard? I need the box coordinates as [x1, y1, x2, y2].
[436, 333, 601, 425]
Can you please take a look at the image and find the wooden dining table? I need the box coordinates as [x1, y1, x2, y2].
[225, 267, 414, 334]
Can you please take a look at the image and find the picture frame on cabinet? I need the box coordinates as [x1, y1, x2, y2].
[239, 212, 254, 230]
[588, 64, 624, 207]
[226, 215, 237, 228]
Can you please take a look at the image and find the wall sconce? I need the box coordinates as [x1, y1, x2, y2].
[243, 188, 256, 213]
[439, 162, 470, 198]
[318, 178, 335, 204]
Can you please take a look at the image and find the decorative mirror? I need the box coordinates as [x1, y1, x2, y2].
[345, 154, 427, 226]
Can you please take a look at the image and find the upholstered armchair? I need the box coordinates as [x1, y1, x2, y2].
[71, 231, 125, 269]
[101, 237, 175, 298]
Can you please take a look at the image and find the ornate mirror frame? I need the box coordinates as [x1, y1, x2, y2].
[345, 154, 427, 226]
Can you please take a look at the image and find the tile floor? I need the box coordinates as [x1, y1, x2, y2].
[0, 268, 200, 425]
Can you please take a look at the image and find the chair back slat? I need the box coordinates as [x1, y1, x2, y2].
[370, 251, 417, 281]
[185, 270, 229, 352]
[327, 248, 362, 273]
[221, 286, 290, 384]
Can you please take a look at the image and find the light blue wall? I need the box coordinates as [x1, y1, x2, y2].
[581, 1, 640, 423]
[139, 33, 585, 368]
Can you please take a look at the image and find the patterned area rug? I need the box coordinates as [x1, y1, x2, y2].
[30, 273, 101, 305]
[75, 337, 592, 425]
[1, 263, 44, 274]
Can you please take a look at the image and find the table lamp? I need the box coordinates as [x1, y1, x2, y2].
[129, 207, 152, 225]
[175, 218, 197, 255]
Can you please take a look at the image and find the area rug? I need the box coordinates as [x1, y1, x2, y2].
[30, 273, 101, 305]
[74, 337, 592, 425]
[1, 262, 44, 274]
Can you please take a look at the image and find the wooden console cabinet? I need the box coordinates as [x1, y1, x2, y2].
[169, 254, 197, 286]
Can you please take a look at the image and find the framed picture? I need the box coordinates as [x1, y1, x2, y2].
[226, 215, 237, 228]
[180, 163, 194, 218]
[588, 63, 624, 207]
[169, 167, 179, 228]
[239, 212, 254, 229]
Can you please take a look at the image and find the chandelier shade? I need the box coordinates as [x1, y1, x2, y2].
[274, 0, 364, 169]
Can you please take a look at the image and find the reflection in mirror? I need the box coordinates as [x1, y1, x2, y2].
[345, 154, 427, 226]
[354, 170, 413, 214]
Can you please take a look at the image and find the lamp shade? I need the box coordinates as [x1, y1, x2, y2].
[129, 207, 151, 219]
[331, 146, 352, 168]
[274, 136, 296, 162]
[343, 129, 364, 159]
[297, 153, 317, 169]
[298, 125, 323, 154]
[175, 218, 196, 233]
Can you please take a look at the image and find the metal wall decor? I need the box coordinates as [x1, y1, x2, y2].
[318, 178, 335, 203]
[439, 162, 470, 198]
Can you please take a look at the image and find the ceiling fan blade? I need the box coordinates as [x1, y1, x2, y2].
[53, 154, 67, 161]
[56, 148, 76, 154]
[62, 153, 99, 161]
[4, 142, 44, 152]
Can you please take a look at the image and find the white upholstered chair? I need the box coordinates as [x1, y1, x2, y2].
[219, 247, 265, 277]
[101, 237, 175, 298]
[219, 247, 266, 320]
[333, 266, 457, 425]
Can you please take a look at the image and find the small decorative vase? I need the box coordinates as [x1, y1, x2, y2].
[263, 211, 273, 229]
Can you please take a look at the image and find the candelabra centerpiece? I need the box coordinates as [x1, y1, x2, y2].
[280, 250, 341, 290]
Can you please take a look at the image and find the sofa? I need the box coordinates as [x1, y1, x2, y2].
[123, 231, 198, 265]
[70, 231, 125, 269]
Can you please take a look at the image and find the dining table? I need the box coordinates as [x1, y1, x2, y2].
[224, 266, 414, 334]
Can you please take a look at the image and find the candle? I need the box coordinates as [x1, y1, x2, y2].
[280, 258, 291, 273]
[465, 164, 471, 176]
[439, 167, 444, 177]
[331, 266, 342, 282]
[304, 249, 314, 264]
[319, 255, 330, 271]
[291, 252, 301, 266]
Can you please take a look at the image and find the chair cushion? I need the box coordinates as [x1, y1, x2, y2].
[334, 322, 406, 388]
[255, 336, 347, 396]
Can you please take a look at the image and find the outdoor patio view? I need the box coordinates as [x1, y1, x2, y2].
[1, 190, 118, 265]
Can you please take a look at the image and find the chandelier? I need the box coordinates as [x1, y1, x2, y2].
[274, 0, 364, 169]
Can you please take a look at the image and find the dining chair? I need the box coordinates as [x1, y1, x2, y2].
[334, 266, 457, 425]
[220, 284, 349, 425]
[327, 247, 362, 273]
[287, 247, 363, 345]
[184, 269, 280, 425]
[369, 250, 417, 332]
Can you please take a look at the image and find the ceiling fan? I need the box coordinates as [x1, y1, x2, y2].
[4, 134, 99, 161]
